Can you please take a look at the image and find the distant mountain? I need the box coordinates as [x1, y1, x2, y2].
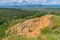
[0, 5, 60, 9]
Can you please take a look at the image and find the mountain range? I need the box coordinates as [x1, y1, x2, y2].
[0, 5, 60, 9]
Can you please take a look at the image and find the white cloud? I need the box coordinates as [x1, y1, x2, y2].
[0, 0, 60, 5]
[16, 0, 23, 3]
[39, 0, 47, 4]
[46, 0, 60, 5]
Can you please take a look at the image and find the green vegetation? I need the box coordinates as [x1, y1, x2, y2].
[28, 30, 33, 32]
[40, 15, 60, 40]
[0, 8, 48, 38]
[0, 8, 60, 40]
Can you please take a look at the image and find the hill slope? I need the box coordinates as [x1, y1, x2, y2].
[3, 14, 60, 40]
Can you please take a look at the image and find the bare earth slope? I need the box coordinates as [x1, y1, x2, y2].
[5, 14, 53, 37]
[16, 14, 53, 37]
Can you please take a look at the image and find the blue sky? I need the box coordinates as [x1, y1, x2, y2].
[0, 0, 60, 5]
